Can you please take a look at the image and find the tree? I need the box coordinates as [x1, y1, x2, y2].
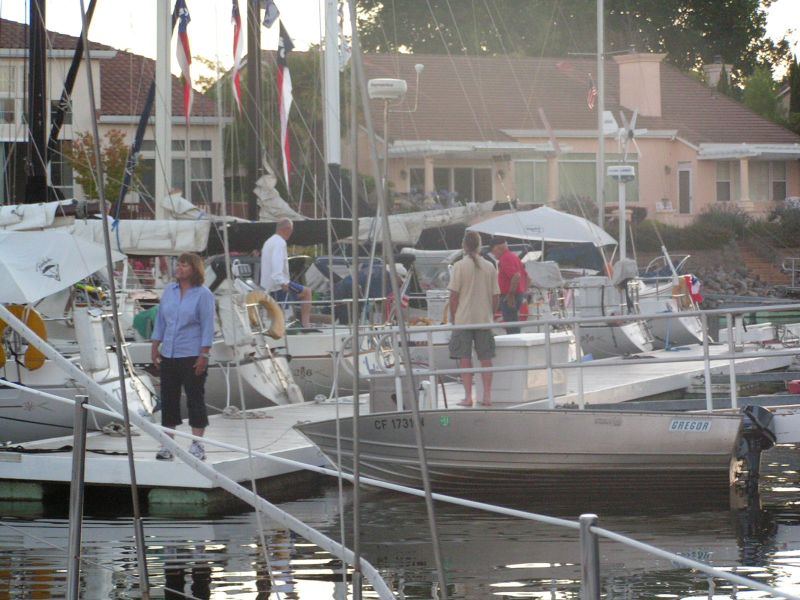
[742, 65, 779, 121]
[63, 129, 135, 203]
[356, 0, 790, 78]
[790, 55, 800, 114]
[716, 65, 734, 98]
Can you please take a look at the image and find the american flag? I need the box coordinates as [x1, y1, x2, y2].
[277, 21, 294, 190]
[176, 0, 192, 126]
[587, 74, 598, 111]
[231, 0, 244, 114]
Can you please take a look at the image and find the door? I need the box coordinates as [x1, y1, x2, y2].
[678, 163, 692, 214]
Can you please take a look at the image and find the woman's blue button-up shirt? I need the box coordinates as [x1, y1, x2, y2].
[151, 283, 216, 358]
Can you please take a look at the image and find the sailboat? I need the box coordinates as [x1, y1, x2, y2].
[0, 230, 156, 444]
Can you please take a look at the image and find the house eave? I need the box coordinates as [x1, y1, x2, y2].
[697, 143, 800, 160]
[501, 128, 680, 140]
[388, 140, 562, 159]
[0, 48, 117, 59]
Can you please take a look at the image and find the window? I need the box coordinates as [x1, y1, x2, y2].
[559, 161, 595, 200]
[553, 153, 639, 205]
[0, 65, 16, 124]
[474, 168, 492, 202]
[772, 161, 787, 201]
[453, 168, 472, 202]
[0, 99, 14, 124]
[135, 138, 215, 206]
[191, 157, 213, 204]
[716, 161, 740, 202]
[749, 160, 788, 202]
[424, 167, 492, 203]
[50, 140, 74, 197]
[409, 167, 424, 193]
[514, 160, 547, 203]
[434, 167, 449, 192]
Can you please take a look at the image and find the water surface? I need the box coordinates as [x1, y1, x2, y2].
[3, 444, 800, 598]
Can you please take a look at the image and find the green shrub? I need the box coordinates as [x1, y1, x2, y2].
[631, 220, 688, 251]
[694, 204, 750, 237]
[556, 195, 598, 223]
[760, 206, 800, 246]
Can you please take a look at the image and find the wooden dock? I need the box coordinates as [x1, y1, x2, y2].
[0, 341, 794, 510]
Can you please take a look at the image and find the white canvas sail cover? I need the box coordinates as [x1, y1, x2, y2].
[359, 201, 495, 246]
[525, 261, 564, 289]
[0, 200, 75, 230]
[255, 159, 305, 221]
[611, 258, 639, 286]
[68, 219, 211, 256]
[160, 191, 207, 220]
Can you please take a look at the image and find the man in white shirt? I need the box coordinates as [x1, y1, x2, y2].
[260, 218, 312, 328]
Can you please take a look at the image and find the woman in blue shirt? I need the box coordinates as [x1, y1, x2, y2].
[150, 253, 216, 461]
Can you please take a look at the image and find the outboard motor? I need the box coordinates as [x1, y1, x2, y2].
[736, 405, 777, 496]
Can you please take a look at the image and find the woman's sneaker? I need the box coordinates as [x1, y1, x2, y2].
[189, 440, 206, 461]
[155, 446, 173, 461]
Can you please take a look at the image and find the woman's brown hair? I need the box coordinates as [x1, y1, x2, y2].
[178, 252, 205, 286]
[462, 231, 482, 267]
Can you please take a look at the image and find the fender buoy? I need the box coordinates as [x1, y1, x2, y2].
[245, 291, 285, 340]
[0, 305, 48, 370]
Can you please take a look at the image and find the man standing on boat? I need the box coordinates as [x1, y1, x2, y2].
[491, 236, 528, 334]
[260, 218, 312, 328]
[448, 231, 500, 407]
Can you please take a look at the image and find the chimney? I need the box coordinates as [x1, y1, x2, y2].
[702, 55, 733, 88]
[613, 53, 666, 117]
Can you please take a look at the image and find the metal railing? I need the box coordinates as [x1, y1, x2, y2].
[782, 257, 800, 293]
[344, 301, 800, 413]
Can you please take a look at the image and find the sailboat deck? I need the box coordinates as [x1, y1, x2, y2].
[0, 342, 793, 498]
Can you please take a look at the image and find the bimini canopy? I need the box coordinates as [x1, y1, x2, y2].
[467, 206, 616, 247]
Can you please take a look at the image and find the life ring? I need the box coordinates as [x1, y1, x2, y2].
[0, 304, 48, 370]
[245, 291, 285, 340]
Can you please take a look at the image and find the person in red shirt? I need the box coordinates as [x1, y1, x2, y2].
[490, 237, 528, 333]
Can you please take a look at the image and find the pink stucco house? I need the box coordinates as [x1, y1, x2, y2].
[355, 52, 800, 224]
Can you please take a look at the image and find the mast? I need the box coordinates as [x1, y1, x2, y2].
[324, 0, 344, 217]
[25, 0, 48, 203]
[155, 0, 172, 219]
[595, 0, 605, 228]
[245, 0, 263, 221]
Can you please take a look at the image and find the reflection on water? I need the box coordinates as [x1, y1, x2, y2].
[2, 445, 800, 598]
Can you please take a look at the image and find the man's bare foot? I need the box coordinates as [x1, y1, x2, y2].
[456, 401, 473, 407]
[481, 400, 492, 406]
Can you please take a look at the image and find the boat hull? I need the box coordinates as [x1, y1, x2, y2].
[637, 287, 703, 348]
[0, 359, 155, 444]
[578, 320, 654, 358]
[295, 408, 743, 495]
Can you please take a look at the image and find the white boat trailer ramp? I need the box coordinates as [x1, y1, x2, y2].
[0, 342, 795, 511]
